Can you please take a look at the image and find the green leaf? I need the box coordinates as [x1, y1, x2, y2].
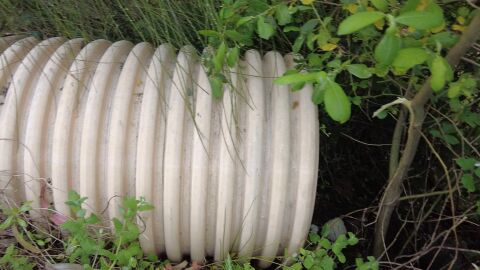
[284, 26, 300, 32]
[370, 0, 388, 11]
[138, 204, 154, 212]
[319, 256, 335, 270]
[300, 19, 318, 34]
[225, 30, 251, 44]
[321, 224, 330, 238]
[352, 96, 362, 106]
[306, 33, 316, 51]
[209, 74, 224, 99]
[224, 254, 233, 270]
[430, 55, 450, 92]
[0, 216, 13, 230]
[375, 32, 401, 67]
[214, 42, 227, 73]
[308, 232, 321, 243]
[324, 80, 351, 123]
[303, 255, 314, 269]
[337, 11, 385, 35]
[227, 46, 240, 68]
[456, 158, 476, 171]
[461, 174, 475, 192]
[275, 4, 291, 26]
[86, 213, 100, 224]
[257, 16, 275, 40]
[392, 47, 429, 75]
[312, 83, 325, 104]
[247, 0, 269, 14]
[274, 71, 322, 85]
[429, 32, 459, 49]
[447, 82, 461, 98]
[346, 64, 372, 79]
[289, 262, 303, 270]
[395, 2, 444, 30]
[332, 235, 348, 262]
[292, 35, 305, 53]
[112, 218, 123, 232]
[17, 219, 27, 228]
[76, 209, 86, 218]
[400, 0, 421, 13]
[443, 134, 459, 145]
[347, 232, 359, 245]
[319, 238, 332, 249]
[236, 16, 255, 28]
[198, 30, 221, 38]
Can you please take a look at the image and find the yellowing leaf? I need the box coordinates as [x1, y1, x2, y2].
[415, 0, 429, 11]
[430, 21, 445, 33]
[374, 19, 385, 30]
[345, 3, 358, 13]
[301, 0, 314, 5]
[320, 43, 337, 51]
[396, 2, 444, 30]
[456, 16, 465, 25]
[452, 24, 466, 32]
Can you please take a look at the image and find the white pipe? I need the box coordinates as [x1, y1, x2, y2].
[51, 39, 111, 216]
[79, 40, 133, 214]
[0, 37, 319, 265]
[136, 44, 176, 255]
[0, 37, 39, 116]
[0, 37, 65, 203]
[24, 39, 84, 213]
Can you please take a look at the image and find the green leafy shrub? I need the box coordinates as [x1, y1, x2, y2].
[284, 225, 378, 270]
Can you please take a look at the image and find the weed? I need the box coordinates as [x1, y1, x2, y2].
[0, 192, 164, 269]
[0, 245, 35, 270]
[284, 225, 378, 270]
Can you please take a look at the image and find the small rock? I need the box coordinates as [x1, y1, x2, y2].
[324, 217, 347, 242]
[46, 263, 84, 270]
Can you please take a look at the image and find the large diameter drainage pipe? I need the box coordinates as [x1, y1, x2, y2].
[0, 37, 319, 265]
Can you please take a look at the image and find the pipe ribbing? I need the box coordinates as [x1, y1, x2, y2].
[0, 37, 319, 265]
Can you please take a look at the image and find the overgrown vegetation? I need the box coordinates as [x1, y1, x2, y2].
[1, 0, 480, 269]
[0, 194, 374, 269]
[0, 193, 164, 269]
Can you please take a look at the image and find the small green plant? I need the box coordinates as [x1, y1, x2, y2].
[456, 157, 480, 193]
[61, 191, 106, 265]
[61, 191, 160, 269]
[285, 225, 378, 270]
[108, 196, 156, 269]
[0, 201, 43, 254]
[0, 245, 35, 270]
[222, 254, 256, 270]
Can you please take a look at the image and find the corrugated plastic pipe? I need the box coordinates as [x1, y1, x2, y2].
[0, 37, 319, 266]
